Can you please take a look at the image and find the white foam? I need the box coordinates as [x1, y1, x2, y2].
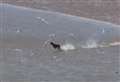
[81, 39, 98, 48]
[60, 43, 76, 51]
[16, 29, 21, 33]
[108, 42, 120, 46]
[81, 41, 120, 49]
[12, 48, 23, 52]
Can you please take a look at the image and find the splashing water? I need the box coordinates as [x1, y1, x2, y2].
[108, 42, 120, 46]
[81, 39, 99, 48]
[60, 43, 76, 51]
[45, 33, 120, 51]
[81, 39, 120, 49]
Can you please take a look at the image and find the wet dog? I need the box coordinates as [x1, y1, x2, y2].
[50, 42, 61, 50]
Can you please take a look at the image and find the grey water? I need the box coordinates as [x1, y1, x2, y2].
[0, 4, 120, 82]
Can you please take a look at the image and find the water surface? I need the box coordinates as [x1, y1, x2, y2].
[0, 4, 120, 82]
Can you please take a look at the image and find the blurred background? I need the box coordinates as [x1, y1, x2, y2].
[1, 0, 120, 25]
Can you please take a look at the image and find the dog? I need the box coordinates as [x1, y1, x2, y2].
[50, 42, 61, 50]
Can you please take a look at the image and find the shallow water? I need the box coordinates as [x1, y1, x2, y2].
[0, 4, 120, 82]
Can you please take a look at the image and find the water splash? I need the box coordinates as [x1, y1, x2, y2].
[81, 39, 99, 48]
[45, 33, 120, 50]
[16, 29, 21, 33]
[12, 48, 23, 52]
[106, 41, 120, 47]
[60, 43, 76, 51]
[81, 39, 120, 49]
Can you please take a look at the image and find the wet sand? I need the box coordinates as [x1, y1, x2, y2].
[0, 4, 120, 82]
[1, 0, 120, 25]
